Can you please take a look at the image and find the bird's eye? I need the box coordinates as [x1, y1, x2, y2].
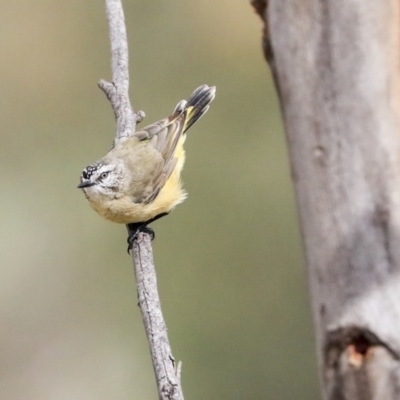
[100, 172, 109, 179]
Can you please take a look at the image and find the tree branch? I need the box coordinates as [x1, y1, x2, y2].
[253, 0, 400, 398]
[98, 0, 143, 145]
[133, 234, 185, 400]
[99, 1, 184, 399]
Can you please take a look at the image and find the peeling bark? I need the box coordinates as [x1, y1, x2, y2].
[252, 1, 400, 398]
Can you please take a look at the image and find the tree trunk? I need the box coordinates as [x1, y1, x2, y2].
[253, 0, 400, 398]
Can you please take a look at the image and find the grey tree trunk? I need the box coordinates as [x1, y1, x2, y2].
[252, 0, 400, 399]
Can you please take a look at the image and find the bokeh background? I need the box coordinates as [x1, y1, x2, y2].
[0, 1, 319, 399]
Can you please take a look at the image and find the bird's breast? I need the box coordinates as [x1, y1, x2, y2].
[86, 178, 186, 224]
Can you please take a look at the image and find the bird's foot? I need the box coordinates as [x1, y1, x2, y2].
[126, 213, 168, 253]
[139, 225, 155, 240]
[127, 224, 155, 253]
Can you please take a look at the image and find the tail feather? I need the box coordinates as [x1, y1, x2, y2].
[176, 84, 216, 133]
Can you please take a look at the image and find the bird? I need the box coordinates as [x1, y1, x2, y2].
[78, 84, 216, 249]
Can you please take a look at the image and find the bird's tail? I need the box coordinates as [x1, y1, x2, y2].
[174, 84, 216, 133]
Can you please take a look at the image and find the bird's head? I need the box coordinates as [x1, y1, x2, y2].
[78, 161, 124, 199]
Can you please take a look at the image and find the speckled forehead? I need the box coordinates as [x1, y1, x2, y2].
[82, 162, 103, 180]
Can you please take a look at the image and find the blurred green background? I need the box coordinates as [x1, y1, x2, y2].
[0, 1, 319, 399]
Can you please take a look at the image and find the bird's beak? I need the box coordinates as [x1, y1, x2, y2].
[77, 180, 95, 189]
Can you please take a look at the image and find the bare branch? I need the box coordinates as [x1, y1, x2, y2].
[133, 233, 185, 400]
[253, 0, 400, 398]
[99, 1, 184, 399]
[99, 0, 143, 145]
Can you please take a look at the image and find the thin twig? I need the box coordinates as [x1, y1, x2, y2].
[99, 1, 184, 399]
[98, 0, 143, 145]
[133, 233, 185, 400]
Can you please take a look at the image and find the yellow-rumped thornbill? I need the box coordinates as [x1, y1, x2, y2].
[78, 84, 216, 250]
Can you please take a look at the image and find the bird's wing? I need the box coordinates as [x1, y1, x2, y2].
[132, 110, 187, 204]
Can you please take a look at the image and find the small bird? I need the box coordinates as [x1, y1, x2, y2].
[78, 84, 216, 248]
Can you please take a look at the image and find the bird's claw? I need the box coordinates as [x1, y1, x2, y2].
[127, 225, 155, 253]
